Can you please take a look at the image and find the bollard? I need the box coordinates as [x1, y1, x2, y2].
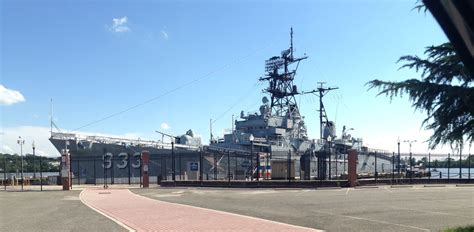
[440, 171, 442, 179]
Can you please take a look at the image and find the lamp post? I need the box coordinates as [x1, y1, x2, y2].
[249, 134, 254, 181]
[404, 140, 417, 183]
[17, 136, 25, 191]
[32, 141, 36, 179]
[397, 137, 401, 177]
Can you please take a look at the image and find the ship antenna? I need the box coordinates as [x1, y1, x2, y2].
[301, 82, 339, 140]
[290, 27, 294, 59]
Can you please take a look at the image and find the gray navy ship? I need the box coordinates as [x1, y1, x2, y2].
[50, 29, 395, 184]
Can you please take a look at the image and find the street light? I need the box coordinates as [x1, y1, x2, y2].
[32, 141, 36, 179]
[249, 134, 254, 181]
[397, 137, 401, 177]
[17, 136, 25, 191]
[404, 140, 417, 182]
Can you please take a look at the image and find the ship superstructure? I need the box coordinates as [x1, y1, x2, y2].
[49, 29, 396, 184]
[209, 28, 319, 158]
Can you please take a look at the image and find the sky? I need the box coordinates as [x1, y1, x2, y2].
[1, 0, 471, 157]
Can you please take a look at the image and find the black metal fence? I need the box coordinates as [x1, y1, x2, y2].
[2, 150, 471, 190]
[1, 155, 60, 191]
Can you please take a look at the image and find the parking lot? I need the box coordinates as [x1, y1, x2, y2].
[133, 185, 474, 231]
[1, 184, 473, 231]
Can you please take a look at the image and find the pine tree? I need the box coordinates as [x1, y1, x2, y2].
[367, 43, 473, 149]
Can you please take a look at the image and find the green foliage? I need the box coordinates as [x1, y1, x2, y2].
[367, 43, 474, 149]
[444, 225, 474, 232]
[421, 155, 473, 168]
[0, 153, 60, 172]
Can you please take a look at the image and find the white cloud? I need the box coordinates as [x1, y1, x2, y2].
[160, 30, 169, 40]
[109, 16, 130, 33]
[0, 85, 25, 106]
[160, 122, 171, 130]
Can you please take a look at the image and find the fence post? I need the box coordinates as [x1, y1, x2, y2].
[235, 152, 238, 180]
[93, 159, 96, 185]
[199, 149, 203, 183]
[288, 149, 291, 183]
[69, 153, 72, 189]
[392, 152, 395, 183]
[228, 151, 231, 185]
[448, 153, 451, 181]
[111, 156, 115, 185]
[469, 152, 471, 180]
[409, 152, 413, 184]
[40, 156, 43, 191]
[179, 150, 182, 181]
[214, 152, 217, 180]
[397, 154, 401, 178]
[139, 154, 142, 187]
[4, 155, 7, 191]
[128, 153, 131, 184]
[374, 152, 378, 183]
[459, 151, 462, 179]
[428, 153, 431, 181]
[171, 141, 175, 182]
[344, 151, 347, 177]
[77, 159, 80, 185]
[103, 149, 107, 189]
[328, 149, 331, 180]
[160, 156, 164, 182]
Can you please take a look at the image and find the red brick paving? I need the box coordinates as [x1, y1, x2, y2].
[80, 188, 321, 232]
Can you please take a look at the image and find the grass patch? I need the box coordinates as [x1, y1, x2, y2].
[444, 225, 474, 232]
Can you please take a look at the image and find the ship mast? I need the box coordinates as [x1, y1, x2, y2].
[259, 28, 308, 117]
[302, 82, 338, 139]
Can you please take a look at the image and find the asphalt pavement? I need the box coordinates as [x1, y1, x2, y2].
[132, 185, 474, 232]
[0, 189, 126, 232]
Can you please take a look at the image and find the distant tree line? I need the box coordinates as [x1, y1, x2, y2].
[0, 153, 60, 173]
[410, 155, 474, 169]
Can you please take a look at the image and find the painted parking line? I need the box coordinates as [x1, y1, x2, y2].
[80, 188, 322, 231]
[312, 210, 430, 231]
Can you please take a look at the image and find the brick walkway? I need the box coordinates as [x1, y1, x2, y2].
[80, 188, 321, 231]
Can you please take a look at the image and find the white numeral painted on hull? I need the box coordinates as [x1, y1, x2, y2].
[102, 152, 113, 169]
[117, 152, 128, 169]
[102, 152, 141, 169]
[131, 152, 141, 169]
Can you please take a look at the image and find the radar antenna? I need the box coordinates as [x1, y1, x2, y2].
[259, 28, 308, 117]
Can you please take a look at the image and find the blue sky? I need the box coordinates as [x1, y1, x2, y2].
[1, 0, 468, 157]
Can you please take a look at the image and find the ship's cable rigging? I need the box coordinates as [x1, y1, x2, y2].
[72, 43, 273, 131]
[211, 81, 260, 124]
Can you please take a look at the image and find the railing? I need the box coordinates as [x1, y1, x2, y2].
[50, 132, 201, 150]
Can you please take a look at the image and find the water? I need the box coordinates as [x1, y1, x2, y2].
[429, 168, 474, 179]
